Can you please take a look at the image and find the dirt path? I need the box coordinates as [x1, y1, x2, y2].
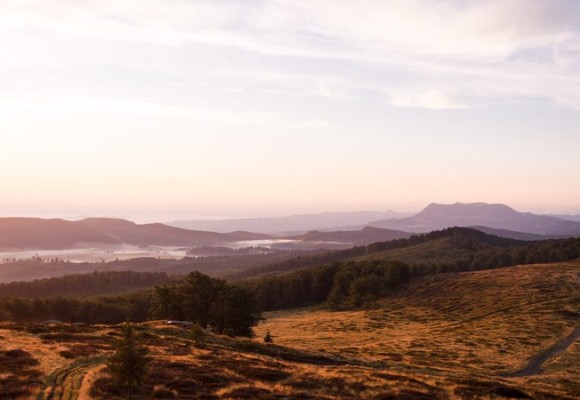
[77, 364, 106, 400]
[502, 328, 580, 377]
[41, 356, 107, 400]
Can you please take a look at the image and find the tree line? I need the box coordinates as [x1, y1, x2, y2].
[0, 290, 153, 324]
[0, 271, 261, 337]
[0, 270, 172, 298]
[242, 259, 413, 311]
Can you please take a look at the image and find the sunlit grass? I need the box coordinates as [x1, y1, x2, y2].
[256, 261, 580, 399]
[0, 260, 577, 399]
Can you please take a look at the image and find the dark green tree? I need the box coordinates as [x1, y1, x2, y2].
[107, 323, 150, 399]
[264, 330, 273, 343]
[180, 272, 224, 328]
[151, 283, 183, 320]
[210, 285, 261, 337]
[188, 323, 207, 348]
[152, 284, 173, 320]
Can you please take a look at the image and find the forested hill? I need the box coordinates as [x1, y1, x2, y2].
[284, 226, 411, 246]
[226, 227, 525, 280]
[242, 229, 580, 311]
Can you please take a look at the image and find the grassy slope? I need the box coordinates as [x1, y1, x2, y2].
[256, 260, 580, 399]
[0, 260, 577, 399]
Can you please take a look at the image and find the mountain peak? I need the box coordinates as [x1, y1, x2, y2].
[370, 202, 580, 236]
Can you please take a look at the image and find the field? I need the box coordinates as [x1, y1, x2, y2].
[0, 260, 578, 399]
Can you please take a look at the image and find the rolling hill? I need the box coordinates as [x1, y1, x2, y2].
[370, 202, 580, 236]
[0, 217, 269, 250]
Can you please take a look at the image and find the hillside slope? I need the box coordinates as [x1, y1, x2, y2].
[257, 261, 580, 399]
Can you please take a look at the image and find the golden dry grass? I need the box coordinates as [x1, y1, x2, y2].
[0, 260, 577, 399]
[256, 261, 580, 399]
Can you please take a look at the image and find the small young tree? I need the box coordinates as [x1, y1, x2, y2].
[189, 323, 207, 348]
[264, 331, 273, 343]
[107, 323, 150, 399]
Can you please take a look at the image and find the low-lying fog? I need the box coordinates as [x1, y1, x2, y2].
[0, 246, 190, 263]
[0, 239, 305, 264]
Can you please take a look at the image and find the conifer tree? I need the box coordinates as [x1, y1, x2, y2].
[107, 323, 150, 399]
[264, 330, 273, 343]
[189, 323, 207, 348]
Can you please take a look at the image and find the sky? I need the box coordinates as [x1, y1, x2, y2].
[1, 0, 580, 221]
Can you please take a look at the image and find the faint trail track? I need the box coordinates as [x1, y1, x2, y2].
[77, 364, 105, 400]
[502, 328, 580, 377]
[39, 357, 107, 400]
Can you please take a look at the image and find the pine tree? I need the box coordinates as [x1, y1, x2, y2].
[189, 323, 207, 348]
[264, 330, 273, 343]
[107, 323, 150, 399]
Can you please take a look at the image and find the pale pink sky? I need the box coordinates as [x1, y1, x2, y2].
[1, 0, 580, 220]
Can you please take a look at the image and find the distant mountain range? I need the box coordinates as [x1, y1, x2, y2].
[168, 210, 412, 234]
[370, 203, 580, 236]
[1, 203, 579, 251]
[0, 218, 268, 250]
[550, 214, 580, 223]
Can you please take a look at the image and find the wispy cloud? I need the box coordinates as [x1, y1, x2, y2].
[1, 1, 579, 216]
[1, 0, 579, 111]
